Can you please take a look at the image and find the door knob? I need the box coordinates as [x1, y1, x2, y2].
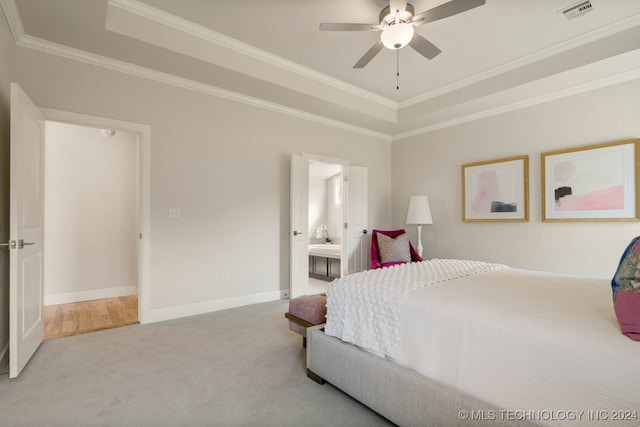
[362, 229, 368, 234]
[293, 230, 302, 236]
[18, 239, 35, 249]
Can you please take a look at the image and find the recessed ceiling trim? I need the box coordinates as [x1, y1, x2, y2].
[106, 0, 397, 125]
[0, 0, 24, 42]
[13, 34, 391, 142]
[394, 67, 640, 142]
[3, 0, 637, 143]
[10, 31, 636, 144]
[399, 12, 640, 109]
[108, 0, 397, 110]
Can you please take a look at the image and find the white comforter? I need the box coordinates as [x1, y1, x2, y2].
[325, 260, 640, 426]
[324, 258, 507, 360]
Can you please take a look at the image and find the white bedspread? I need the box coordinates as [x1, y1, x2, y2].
[398, 267, 640, 426]
[325, 260, 640, 426]
[325, 258, 507, 360]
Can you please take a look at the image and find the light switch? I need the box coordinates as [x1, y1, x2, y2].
[168, 208, 181, 219]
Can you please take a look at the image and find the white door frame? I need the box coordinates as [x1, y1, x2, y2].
[40, 108, 151, 323]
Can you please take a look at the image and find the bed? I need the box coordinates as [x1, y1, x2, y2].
[306, 259, 640, 426]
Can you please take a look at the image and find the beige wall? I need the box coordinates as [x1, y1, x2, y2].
[44, 122, 138, 304]
[7, 42, 391, 319]
[0, 10, 16, 369]
[392, 79, 640, 279]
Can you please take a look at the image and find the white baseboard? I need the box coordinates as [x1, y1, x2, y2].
[0, 342, 8, 374]
[44, 286, 138, 306]
[143, 290, 282, 324]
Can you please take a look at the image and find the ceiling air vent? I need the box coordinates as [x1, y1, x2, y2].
[558, 0, 593, 22]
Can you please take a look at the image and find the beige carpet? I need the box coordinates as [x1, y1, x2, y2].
[0, 299, 394, 426]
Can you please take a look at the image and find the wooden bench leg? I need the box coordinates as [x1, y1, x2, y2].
[307, 368, 325, 385]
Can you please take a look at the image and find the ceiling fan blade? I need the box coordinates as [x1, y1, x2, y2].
[353, 40, 384, 68]
[389, 0, 407, 15]
[319, 23, 381, 31]
[411, 0, 485, 27]
[409, 34, 442, 60]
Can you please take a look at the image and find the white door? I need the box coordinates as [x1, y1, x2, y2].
[8, 83, 45, 378]
[290, 154, 309, 298]
[344, 165, 368, 274]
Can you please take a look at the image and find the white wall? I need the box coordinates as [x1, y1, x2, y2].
[392, 79, 640, 279]
[44, 122, 138, 304]
[308, 175, 327, 242]
[7, 43, 391, 321]
[327, 173, 343, 242]
[309, 172, 343, 243]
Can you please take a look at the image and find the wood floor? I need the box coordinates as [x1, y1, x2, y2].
[44, 295, 139, 340]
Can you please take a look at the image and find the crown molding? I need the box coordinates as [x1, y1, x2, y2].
[0, 0, 24, 42]
[2, 0, 636, 143]
[394, 68, 640, 141]
[108, 0, 397, 111]
[399, 12, 640, 109]
[11, 33, 390, 141]
[13, 34, 637, 144]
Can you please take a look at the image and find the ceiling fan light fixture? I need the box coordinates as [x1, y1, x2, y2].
[381, 23, 414, 49]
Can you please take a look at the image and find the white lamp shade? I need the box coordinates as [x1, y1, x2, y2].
[381, 23, 414, 49]
[406, 196, 433, 225]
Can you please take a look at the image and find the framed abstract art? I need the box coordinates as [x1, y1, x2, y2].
[462, 156, 529, 222]
[542, 139, 640, 222]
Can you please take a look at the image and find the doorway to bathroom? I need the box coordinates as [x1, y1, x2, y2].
[290, 153, 368, 299]
[308, 160, 343, 294]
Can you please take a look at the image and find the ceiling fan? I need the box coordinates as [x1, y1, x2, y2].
[320, 0, 486, 68]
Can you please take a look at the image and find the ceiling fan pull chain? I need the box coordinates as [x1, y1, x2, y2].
[396, 49, 400, 90]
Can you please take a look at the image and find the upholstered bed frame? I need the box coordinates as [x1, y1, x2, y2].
[306, 325, 538, 427]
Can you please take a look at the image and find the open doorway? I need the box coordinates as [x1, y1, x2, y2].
[42, 120, 140, 339]
[308, 160, 343, 295]
[8, 85, 150, 377]
[290, 153, 367, 298]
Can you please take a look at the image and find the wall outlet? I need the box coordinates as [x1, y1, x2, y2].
[168, 208, 181, 219]
[221, 273, 229, 283]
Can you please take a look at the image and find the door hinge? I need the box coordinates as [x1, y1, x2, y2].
[344, 222, 348, 229]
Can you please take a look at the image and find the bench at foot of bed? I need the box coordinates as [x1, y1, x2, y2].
[285, 294, 327, 348]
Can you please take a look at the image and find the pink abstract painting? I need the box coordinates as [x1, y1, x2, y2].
[553, 159, 625, 211]
[543, 140, 637, 220]
[555, 185, 624, 211]
[470, 170, 498, 213]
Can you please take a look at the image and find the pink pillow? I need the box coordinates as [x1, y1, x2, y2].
[614, 292, 640, 340]
[611, 236, 640, 341]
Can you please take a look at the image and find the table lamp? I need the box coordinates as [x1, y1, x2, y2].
[405, 196, 433, 257]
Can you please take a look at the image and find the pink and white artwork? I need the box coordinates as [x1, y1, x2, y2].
[553, 156, 624, 211]
[543, 140, 638, 221]
[463, 156, 528, 222]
